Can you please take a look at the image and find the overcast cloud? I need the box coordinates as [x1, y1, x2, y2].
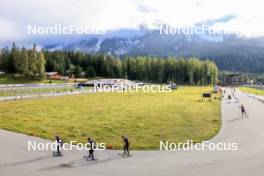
[0, 0, 264, 43]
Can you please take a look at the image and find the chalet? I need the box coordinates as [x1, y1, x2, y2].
[46, 72, 61, 80]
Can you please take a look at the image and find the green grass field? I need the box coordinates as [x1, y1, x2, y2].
[0, 87, 221, 150]
[239, 87, 264, 95]
[0, 74, 68, 84]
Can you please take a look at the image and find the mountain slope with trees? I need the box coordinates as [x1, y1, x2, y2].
[53, 30, 264, 73]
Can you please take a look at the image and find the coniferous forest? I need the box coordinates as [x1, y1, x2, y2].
[0, 43, 218, 85]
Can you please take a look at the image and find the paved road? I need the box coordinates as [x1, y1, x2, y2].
[1, 88, 264, 176]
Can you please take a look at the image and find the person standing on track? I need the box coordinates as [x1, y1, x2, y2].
[122, 136, 130, 156]
[87, 137, 96, 160]
[55, 136, 63, 156]
[240, 104, 248, 118]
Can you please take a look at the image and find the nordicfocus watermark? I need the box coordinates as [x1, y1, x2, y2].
[27, 24, 106, 35]
[93, 83, 172, 93]
[28, 140, 106, 151]
[160, 140, 238, 151]
[159, 24, 236, 35]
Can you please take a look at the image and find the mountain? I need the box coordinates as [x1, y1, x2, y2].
[44, 28, 264, 73]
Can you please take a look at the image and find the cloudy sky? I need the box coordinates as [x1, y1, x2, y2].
[0, 0, 264, 43]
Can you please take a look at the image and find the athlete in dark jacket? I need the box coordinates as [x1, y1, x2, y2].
[88, 137, 96, 160]
[240, 105, 247, 118]
[55, 136, 63, 156]
[122, 136, 130, 156]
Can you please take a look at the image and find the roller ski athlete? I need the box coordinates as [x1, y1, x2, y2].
[87, 137, 97, 161]
[240, 104, 248, 118]
[53, 136, 63, 157]
[120, 136, 130, 157]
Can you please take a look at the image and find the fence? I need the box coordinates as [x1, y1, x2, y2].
[0, 89, 94, 101]
[0, 83, 77, 91]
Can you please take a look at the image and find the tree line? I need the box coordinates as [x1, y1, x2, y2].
[0, 43, 46, 80]
[0, 43, 218, 85]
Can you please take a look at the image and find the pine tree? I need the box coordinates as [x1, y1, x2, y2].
[36, 50, 46, 80]
[10, 43, 18, 73]
[17, 47, 29, 75]
[28, 44, 38, 79]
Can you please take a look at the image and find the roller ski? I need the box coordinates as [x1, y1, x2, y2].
[118, 153, 132, 158]
[53, 151, 63, 157]
[83, 155, 98, 161]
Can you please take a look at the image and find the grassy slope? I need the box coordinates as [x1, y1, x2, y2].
[239, 87, 264, 96]
[0, 87, 221, 150]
